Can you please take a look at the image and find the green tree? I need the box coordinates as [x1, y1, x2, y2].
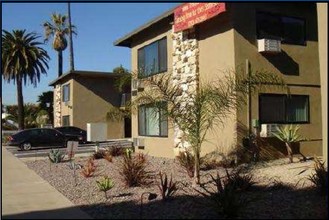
[37, 91, 54, 124]
[113, 65, 131, 93]
[133, 69, 288, 185]
[43, 13, 76, 77]
[4, 103, 41, 129]
[2, 29, 50, 130]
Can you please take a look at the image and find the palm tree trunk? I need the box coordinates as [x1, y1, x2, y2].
[16, 75, 24, 130]
[285, 142, 293, 163]
[58, 51, 63, 77]
[193, 146, 201, 186]
[68, 2, 75, 71]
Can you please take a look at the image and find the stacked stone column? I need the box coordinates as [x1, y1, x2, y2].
[172, 26, 199, 151]
[54, 85, 61, 127]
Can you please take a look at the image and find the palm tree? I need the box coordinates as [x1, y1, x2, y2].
[68, 3, 75, 71]
[133, 69, 288, 185]
[2, 29, 50, 130]
[43, 13, 76, 77]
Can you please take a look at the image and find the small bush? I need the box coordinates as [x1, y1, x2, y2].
[157, 172, 179, 201]
[108, 145, 125, 157]
[96, 176, 114, 199]
[120, 152, 152, 187]
[81, 157, 96, 178]
[225, 168, 255, 192]
[194, 172, 247, 219]
[308, 157, 328, 194]
[201, 158, 222, 171]
[48, 149, 65, 163]
[176, 151, 195, 178]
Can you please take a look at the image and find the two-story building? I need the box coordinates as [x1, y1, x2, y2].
[115, 3, 323, 159]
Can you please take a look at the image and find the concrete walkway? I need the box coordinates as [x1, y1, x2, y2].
[1, 146, 92, 219]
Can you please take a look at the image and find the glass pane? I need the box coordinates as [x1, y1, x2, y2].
[159, 38, 167, 72]
[138, 106, 146, 135]
[282, 16, 305, 45]
[138, 49, 145, 77]
[144, 42, 159, 76]
[160, 107, 168, 136]
[286, 96, 308, 122]
[145, 106, 159, 136]
[260, 95, 285, 123]
[256, 12, 282, 40]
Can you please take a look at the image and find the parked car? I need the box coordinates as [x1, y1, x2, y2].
[54, 126, 87, 144]
[7, 128, 68, 151]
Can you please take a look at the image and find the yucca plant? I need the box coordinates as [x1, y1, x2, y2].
[308, 157, 328, 194]
[273, 124, 304, 163]
[225, 168, 255, 192]
[96, 176, 114, 199]
[48, 149, 65, 163]
[176, 151, 195, 178]
[157, 172, 179, 201]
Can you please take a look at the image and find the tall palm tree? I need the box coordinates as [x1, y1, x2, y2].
[43, 13, 76, 77]
[68, 3, 75, 71]
[2, 29, 50, 130]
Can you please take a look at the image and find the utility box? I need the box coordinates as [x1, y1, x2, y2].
[87, 122, 107, 142]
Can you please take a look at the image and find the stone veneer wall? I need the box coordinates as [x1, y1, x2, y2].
[172, 27, 199, 150]
[54, 85, 61, 127]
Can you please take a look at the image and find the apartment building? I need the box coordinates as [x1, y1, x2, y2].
[115, 3, 323, 159]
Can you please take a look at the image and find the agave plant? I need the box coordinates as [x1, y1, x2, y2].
[273, 124, 304, 163]
[96, 176, 114, 199]
[48, 148, 65, 163]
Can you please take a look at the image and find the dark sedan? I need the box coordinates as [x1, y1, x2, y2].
[7, 128, 67, 151]
[54, 126, 87, 144]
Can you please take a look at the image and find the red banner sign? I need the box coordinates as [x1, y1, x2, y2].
[174, 3, 226, 33]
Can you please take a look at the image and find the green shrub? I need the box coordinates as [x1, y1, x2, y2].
[48, 149, 65, 163]
[194, 172, 248, 219]
[96, 176, 114, 199]
[308, 157, 328, 194]
[157, 172, 179, 201]
[119, 152, 152, 187]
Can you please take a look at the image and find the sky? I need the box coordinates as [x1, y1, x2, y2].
[1, 2, 179, 105]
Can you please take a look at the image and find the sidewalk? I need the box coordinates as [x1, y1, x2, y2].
[1, 146, 92, 219]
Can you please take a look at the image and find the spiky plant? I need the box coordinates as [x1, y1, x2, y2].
[157, 172, 179, 201]
[96, 176, 114, 199]
[272, 124, 305, 163]
[48, 149, 65, 163]
[308, 157, 328, 194]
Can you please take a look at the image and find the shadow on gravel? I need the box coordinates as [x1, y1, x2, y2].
[3, 186, 328, 219]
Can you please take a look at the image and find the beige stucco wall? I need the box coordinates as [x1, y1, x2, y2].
[232, 3, 322, 156]
[131, 21, 175, 158]
[60, 79, 74, 125]
[71, 76, 124, 139]
[198, 10, 238, 157]
[317, 3, 328, 165]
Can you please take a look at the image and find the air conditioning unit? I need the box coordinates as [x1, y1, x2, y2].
[133, 137, 145, 147]
[260, 124, 278, 137]
[258, 39, 281, 53]
[132, 79, 144, 91]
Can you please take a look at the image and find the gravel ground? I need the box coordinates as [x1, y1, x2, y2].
[24, 154, 328, 219]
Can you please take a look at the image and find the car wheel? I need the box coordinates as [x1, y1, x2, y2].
[21, 142, 32, 151]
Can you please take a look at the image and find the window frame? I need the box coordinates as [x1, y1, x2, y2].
[256, 11, 306, 46]
[137, 37, 167, 78]
[62, 83, 70, 102]
[138, 102, 168, 137]
[62, 115, 70, 126]
[259, 93, 310, 124]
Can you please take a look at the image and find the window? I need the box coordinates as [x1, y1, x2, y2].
[138, 37, 167, 77]
[256, 11, 306, 45]
[62, 84, 70, 102]
[138, 102, 168, 137]
[62, 115, 70, 126]
[259, 94, 309, 124]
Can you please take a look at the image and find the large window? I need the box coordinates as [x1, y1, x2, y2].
[62, 84, 70, 102]
[62, 115, 70, 126]
[256, 11, 306, 45]
[259, 94, 309, 124]
[138, 103, 168, 137]
[138, 37, 167, 77]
